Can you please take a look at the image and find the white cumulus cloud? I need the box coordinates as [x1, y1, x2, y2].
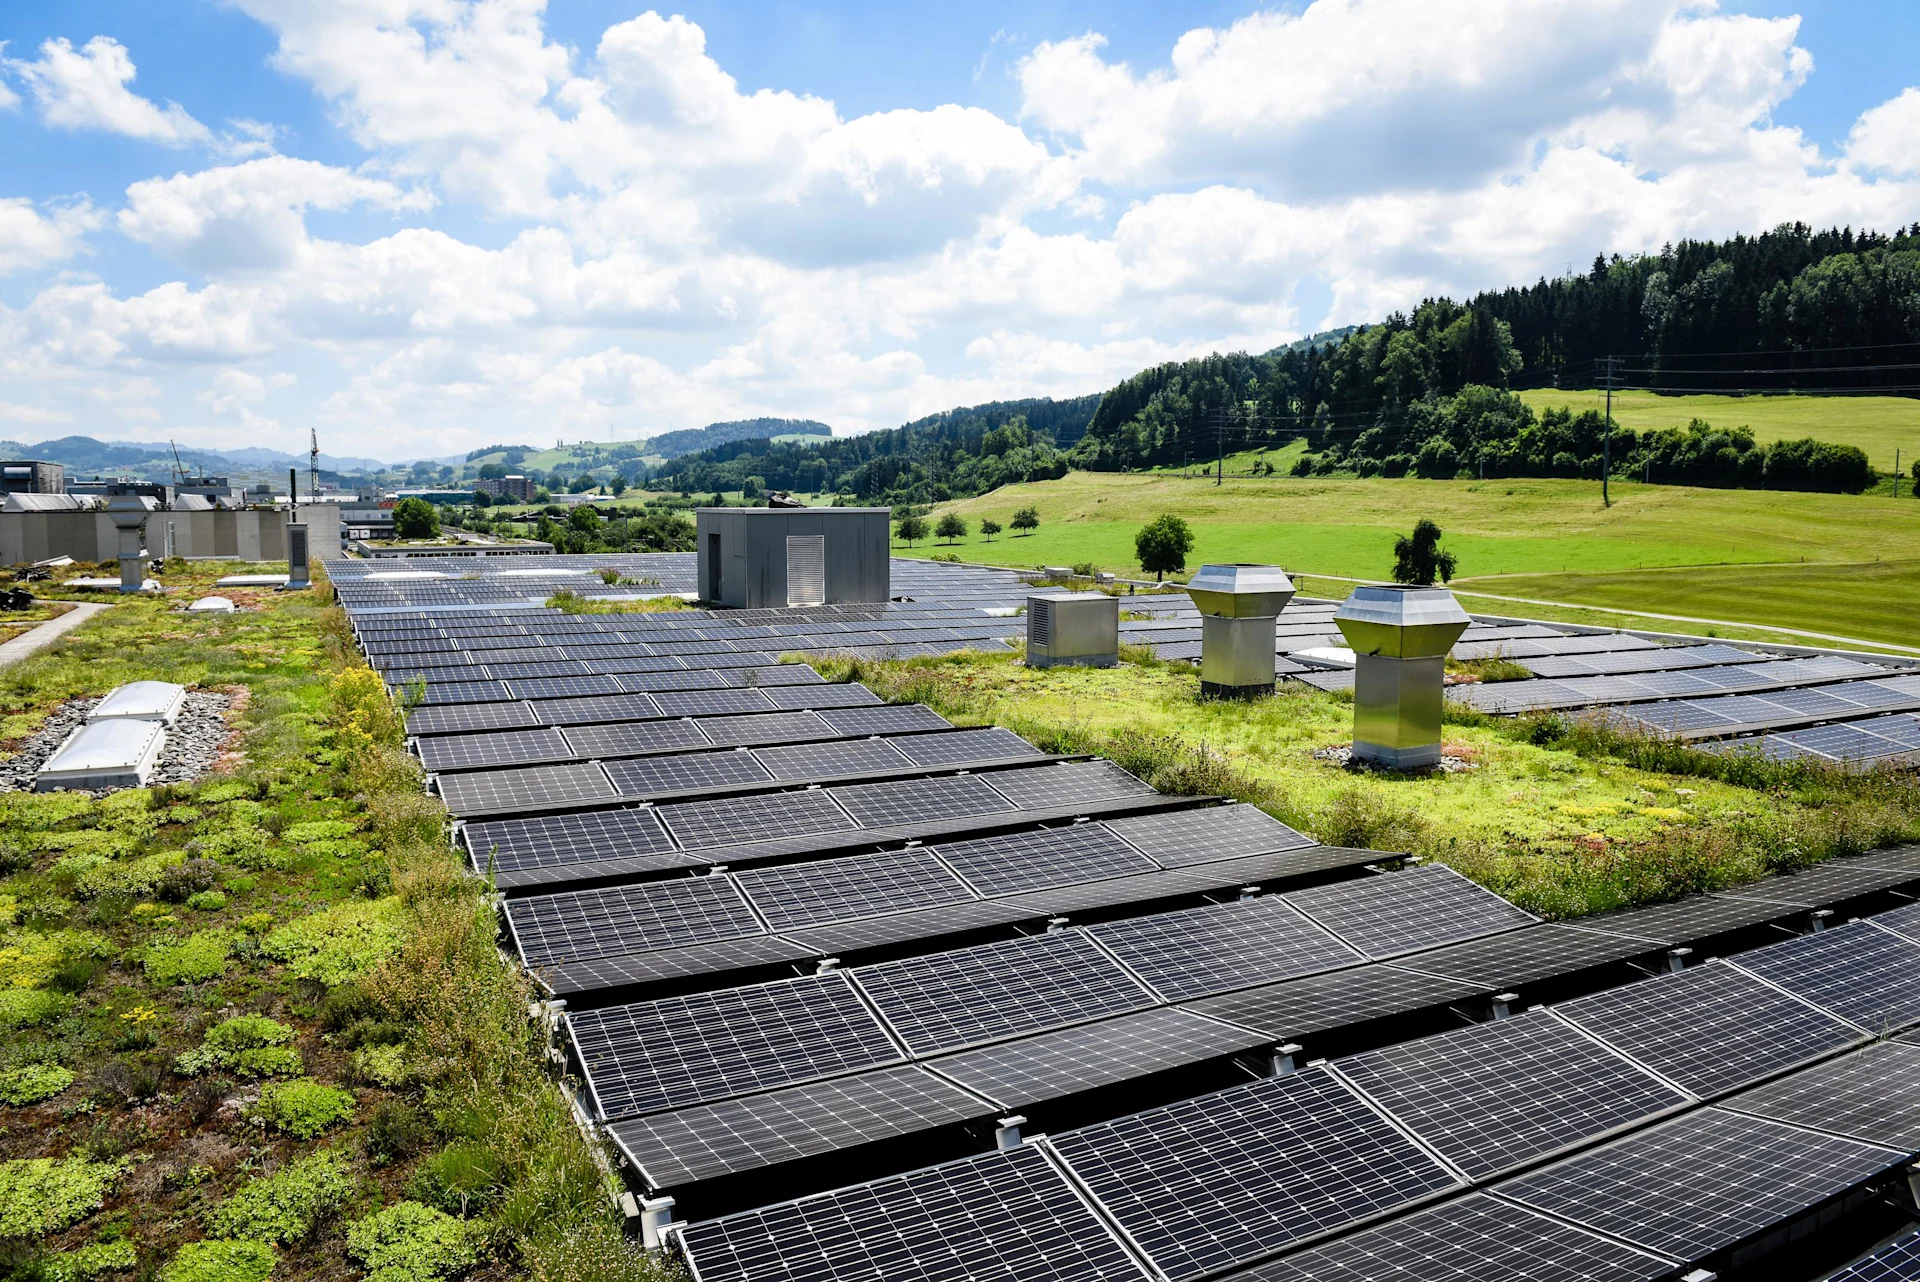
[5, 35, 212, 146]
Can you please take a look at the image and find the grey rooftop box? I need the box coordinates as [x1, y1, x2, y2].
[695, 507, 890, 608]
[89, 680, 186, 726]
[36, 719, 166, 791]
[1026, 591, 1118, 669]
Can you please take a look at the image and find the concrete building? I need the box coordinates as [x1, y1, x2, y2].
[0, 504, 340, 565]
[0, 461, 64, 495]
[695, 506, 889, 608]
[67, 478, 171, 503]
[475, 475, 537, 503]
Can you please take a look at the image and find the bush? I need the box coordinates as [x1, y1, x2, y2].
[0, 989, 72, 1030]
[158, 1239, 275, 1282]
[185, 890, 229, 912]
[346, 1201, 487, 1282]
[408, 1142, 506, 1216]
[0, 1156, 121, 1236]
[44, 1240, 137, 1279]
[209, 1150, 356, 1244]
[0, 1063, 73, 1106]
[260, 898, 406, 988]
[143, 930, 237, 986]
[157, 859, 222, 904]
[366, 1100, 432, 1167]
[252, 1079, 354, 1139]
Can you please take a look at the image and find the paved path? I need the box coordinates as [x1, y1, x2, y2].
[0, 602, 110, 670]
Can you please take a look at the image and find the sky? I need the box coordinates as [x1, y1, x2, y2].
[0, 1, 1917, 464]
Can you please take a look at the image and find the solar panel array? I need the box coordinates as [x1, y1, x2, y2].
[331, 551, 1920, 1282]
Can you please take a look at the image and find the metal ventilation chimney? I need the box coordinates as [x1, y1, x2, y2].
[105, 495, 158, 593]
[1025, 592, 1117, 669]
[1187, 563, 1294, 698]
[285, 523, 312, 590]
[1334, 584, 1471, 770]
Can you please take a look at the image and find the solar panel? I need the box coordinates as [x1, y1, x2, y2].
[1238, 1193, 1679, 1282]
[609, 1064, 994, 1189]
[465, 807, 685, 875]
[509, 674, 629, 701]
[985, 760, 1155, 809]
[735, 848, 976, 931]
[1718, 859, 1920, 907]
[1574, 892, 1798, 944]
[508, 876, 764, 968]
[761, 682, 883, 710]
[1048, 1066, 1460, 1280]
[415, 727, 573, 772]
[1824, 1229, 1920, 1282]
[528, 692, 666, 725]
[932, 824, 1159, 896]
[658, 788, 854, 850]
[852, 931, 1155, 1054]
[559, 719, 711, 759]
[418, 679, 512, 705]
[485, 659, 591, 680]
[436, 761, 616, 815]
[751, 736, 914, 781]
[600, 750, 772, 796]
[1187, 963, 1490, 1041]
[817, 704, 952, 735]
[406, 700, 541, 737]
[830, 774, 1018, 828]
[1390, 924, 1659, 990]
[1089, 896, 1361, 1001]
[684, 710, 832, 749]
[1557, 960, 1862, 1100]
[1871, 899, 1920, 942]
[1105, 804, 1313, 867]
[568, 973, 902, 1118]
[927, 1007, 1271, 1110]
[541, 935, 818, 998]
[889, 727, 1042, 767]
[782, 898, 1041, 956]
[1335, 1009, 1685, 1179]
[1497, 1106, 1907, 1261]
[677, 1143, 1154, 1282]
[1286, 865, 1538, 959]
[1728, 919, 1920, 1031]
[654, 688, 778, 718]
[1724, 1039, 1920, 1148]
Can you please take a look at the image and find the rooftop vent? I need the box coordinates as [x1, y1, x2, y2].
[89, 681, 186, 727]
[104, 495, 157, 594]
[1334, 584, 1471, 770]
[1187, 563, 1295, 698]
[36, 719, 166, 791]
[1025, 592, 1117, 669]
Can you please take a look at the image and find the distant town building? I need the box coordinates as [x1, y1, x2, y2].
[0, 461, 65, 495]
[67, 478, 171, 503]
[475, 474, 536, 503]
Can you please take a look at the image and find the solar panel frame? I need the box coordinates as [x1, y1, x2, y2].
[1389, 923, 1661, 990]
[1571, 892, 1801, 944]
[1334, 1009, 1687, 1179]
[1496, 1106, 1908, 1261]
[404, 699, 540, 737]
[1285, 865, 1538, 959]
[653, 688, 779, 718]
[676, 1143, 1155, 1282]
[526, 692, 667, 726]
[761, 682, 883, 710]
[690, 710, 837, 748]
[559, 718, 712, 759]
[539, 934, 819, 998]
[1048, 1066, 1461, 1281]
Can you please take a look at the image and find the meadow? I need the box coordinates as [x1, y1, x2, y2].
[1516, 388, 1920, 473]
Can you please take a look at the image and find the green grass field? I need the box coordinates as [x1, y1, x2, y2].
[908, 469, 1920, 646]
[1517, 389, 1920, 473]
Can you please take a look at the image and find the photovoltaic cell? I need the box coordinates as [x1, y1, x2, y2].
[1089, 896, 1361, 1001]
[1391, 924, 1659, 990]
[735, 848, 975, 931]
[1106, 804, 1313, 867]
[465, 807, 683, 874]
[928, 1007, 1271, 1110]
[677, 1143, 1154, 1282]
[1825, 1229, 1920, 1282]
[529, 692, 665, 725]
[1236, 1193, 1678, 1282]
[1554, 960, 1862, 1097]
[889, 727, 1041, 767]
[817, 704, 952, 736]
[1336, 1010, 1686, 1179]
[984, 760, 1155, 809]
[609, 1064, 994, 1189]
[560, 719, 711, 758]
[1728, 920, 1920, 1031]
[694, 710, 837, 748]
[1286, 865, 1537, 959]
[542, 935, 818, 998]
[404, 701, 539, 736]
[659, 787, 854, 850]
[932, 824, 1158, 897]
[830, 773, 1018, 828]
[508, 876, 763, 968]
[1724, 1040, 1920, 1149]
[1048, 1066, 1459, 1280]
[1572, 893, 1797, 945]
[415, 727, 572, 772]
[509, 674, 628, 701]
[1497, 1107, 1906, 1261]
[750, 736, 912, 781]
[568, 973, 901, 1118]
[601, 750, 772, 797]
[418, 679, 511, 705]
[1188, 963, 1489, 1041]
[436, 761, 616, 815]
[654, 688, 777, 718]
[782, 898, 1040, 956]
[761, 682, 883, 710]
[853, 931, 1155, 1054]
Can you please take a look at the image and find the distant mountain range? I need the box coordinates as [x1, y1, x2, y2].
[0, 435, 386, 478]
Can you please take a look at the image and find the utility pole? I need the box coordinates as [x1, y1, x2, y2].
[1601, 355, 1614, 507]
[309, 428, 320, 503]
[1215, 408, 1224, 486]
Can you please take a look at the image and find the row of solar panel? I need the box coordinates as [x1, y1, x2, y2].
[382, 632, 1021, 682]
[671, 901, 1920, 1282]
[402, 668, 864, 737]
[501, 803, 1316, 963]
[601, 853, 1920, 1200]
[1449, 653, 1885, 713]
[1714, 711, 1920, 766]
[1592, 673, 1920, 739]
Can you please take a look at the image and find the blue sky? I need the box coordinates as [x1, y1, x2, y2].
[0, 0, 1916, 461]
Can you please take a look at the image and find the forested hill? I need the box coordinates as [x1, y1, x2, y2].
[644, 418, 831, 459]
[653, 394, 1101, 502]
[1071, 222, 1920, 492]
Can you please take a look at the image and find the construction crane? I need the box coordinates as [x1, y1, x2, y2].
[308, 428, 320, 505]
